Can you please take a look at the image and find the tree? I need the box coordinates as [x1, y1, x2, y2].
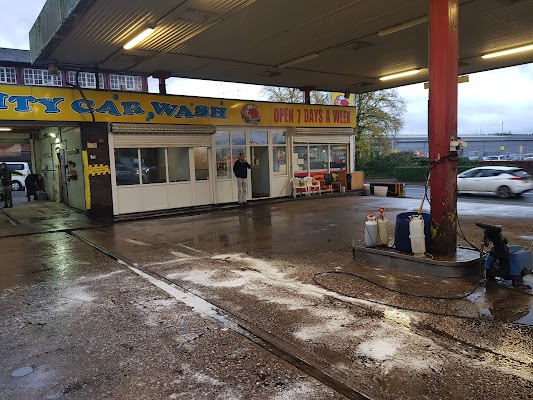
[260, 86, 406, 168]
[260, 86, 329, 105]
[355, 89, 406, 166]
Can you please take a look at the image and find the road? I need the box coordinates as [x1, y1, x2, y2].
[405, 183, 533, 204]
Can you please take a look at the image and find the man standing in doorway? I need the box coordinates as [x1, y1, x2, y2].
[0, 163, 13, 208]
[233, 153, 251, 206]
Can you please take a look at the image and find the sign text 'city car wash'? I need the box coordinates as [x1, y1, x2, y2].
[0, 85, 355, 128]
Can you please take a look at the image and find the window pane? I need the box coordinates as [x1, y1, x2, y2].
[293, 145, 308, 172]
[330, 145, 347, 170]
[194, 147, 209, 180]
[231, 131, 246, 145]
[0, 67, 16, 84]
[232, 147, 246, 171]
[273, 146, 287, 175]
[272, 132, 286, 144]
[215, 131, 229, 145]
[249, 131, 268, 145]
[168, 147, 190, 182]
[140, 148, 167, 184]
[115, 148, 140, 186]
[216, 147, 231, 179]
[309, 145, 329, 170]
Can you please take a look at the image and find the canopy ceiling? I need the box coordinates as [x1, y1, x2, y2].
[29, 0, 533, 94]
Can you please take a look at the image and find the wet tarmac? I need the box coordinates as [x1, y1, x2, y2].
[1, 193, 532, 399]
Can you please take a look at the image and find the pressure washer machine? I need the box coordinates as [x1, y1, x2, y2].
[476, 223, 533, 286]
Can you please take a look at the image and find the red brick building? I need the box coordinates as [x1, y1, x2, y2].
[0, 47, 149, 163]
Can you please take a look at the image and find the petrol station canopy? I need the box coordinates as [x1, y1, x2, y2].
[29, 0, 533, 94]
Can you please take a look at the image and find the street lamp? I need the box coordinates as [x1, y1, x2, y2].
[501, 121, 504, 152]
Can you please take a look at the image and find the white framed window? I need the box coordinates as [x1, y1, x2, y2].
[0, 67, 16, 84]
[23, 68, 62, 86]
[110, 74, 143, 91]
[68, 71, 95, 88]
[67, 71, 105, 89]
[98, 73, 105, 89]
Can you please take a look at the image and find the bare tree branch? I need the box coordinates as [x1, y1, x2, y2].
[260, 87, 329, 105]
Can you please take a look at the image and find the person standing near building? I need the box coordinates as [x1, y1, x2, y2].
[233, 153, 251, 206]
[0, 163, 13, 208]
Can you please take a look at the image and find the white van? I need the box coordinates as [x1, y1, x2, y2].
[0, 162, 32, 191]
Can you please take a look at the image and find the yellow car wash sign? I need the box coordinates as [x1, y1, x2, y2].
[0, 85, 355, 128]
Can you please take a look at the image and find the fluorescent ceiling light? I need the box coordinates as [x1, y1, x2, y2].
[0, 127, 12, 131]
[380, 69, 421, 81]
[424, 75, 469, 89]
[378, 16, 428, 36]
[278, 53, 318, 68]
[482, 44, 533, 59]
[123, 28, 155, 50]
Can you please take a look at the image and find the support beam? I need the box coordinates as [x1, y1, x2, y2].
[152, 71, 172, 95]
[301, 86, 313, 104]
[429, 0, 459, 256]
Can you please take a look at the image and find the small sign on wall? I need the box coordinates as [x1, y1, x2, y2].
[87, 142, 97, 149]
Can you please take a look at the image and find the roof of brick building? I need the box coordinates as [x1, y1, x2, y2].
[0, 48, 31, 63]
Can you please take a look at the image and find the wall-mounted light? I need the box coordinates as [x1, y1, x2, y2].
[378, 16, 428, 37]
[48, 64, 58, 76]
[380, 69, 421, 81]
[123, 27, 155, 50]
[278, 53, 319, 68]
[482, 44, 533, 59]
[0, 127, 12, 131]
[49, 132, 56, 138]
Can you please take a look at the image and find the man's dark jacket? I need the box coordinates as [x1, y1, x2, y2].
[0, 168, 11, 187]
[233, 160, 251, 178]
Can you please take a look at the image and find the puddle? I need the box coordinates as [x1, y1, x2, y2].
[516, 305, 533, 325]
[518, 235, 533, 240]
[11, 367, 33, 377]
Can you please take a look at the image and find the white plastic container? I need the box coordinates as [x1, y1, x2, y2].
[374, 186, 387, 197]
[409, 215, 426, 254]
[364, 212, 378, 247]
[377, 216, 389, 246]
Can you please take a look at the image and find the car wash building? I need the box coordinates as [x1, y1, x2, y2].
[0, 84, 355, 217]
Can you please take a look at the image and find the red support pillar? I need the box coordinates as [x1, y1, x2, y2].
[429, 0, 459, 256]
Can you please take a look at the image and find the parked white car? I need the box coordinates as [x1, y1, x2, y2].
[0, 162, 31, 191]
[457, 166, 533, 198]
[482, 155, 510, 161]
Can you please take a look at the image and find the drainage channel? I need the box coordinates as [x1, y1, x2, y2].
[67, 230, 372, 400]
[0, 207, 18, 226]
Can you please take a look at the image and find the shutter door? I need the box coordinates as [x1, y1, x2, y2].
[111, 123, 214, 147]
[292, 135, 351, 144]
[291, 127, 353, 144]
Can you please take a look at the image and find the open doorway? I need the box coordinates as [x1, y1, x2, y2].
[250, 146, 270, 198]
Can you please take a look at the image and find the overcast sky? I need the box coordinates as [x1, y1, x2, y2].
[3, 0, 533, 136]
